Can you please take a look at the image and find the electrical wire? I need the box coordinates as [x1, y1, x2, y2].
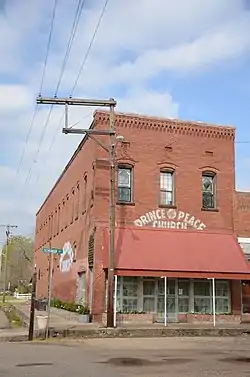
[70, 0, 110, 96]
[54, 0, 86, 95]
[32, 0, 109, 185]
[24, 0, 87, 187]
[39, 0, 58, 96]
[15, 0, 58, 176]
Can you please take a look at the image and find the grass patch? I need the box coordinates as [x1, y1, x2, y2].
[0, 302, 22, 328]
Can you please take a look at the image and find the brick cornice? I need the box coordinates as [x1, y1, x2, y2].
[94, 110, 235, 140]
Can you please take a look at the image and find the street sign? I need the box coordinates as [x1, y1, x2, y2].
[42, 247, 63, 255]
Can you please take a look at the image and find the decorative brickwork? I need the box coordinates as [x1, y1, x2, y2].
[94, 111, 235, 140]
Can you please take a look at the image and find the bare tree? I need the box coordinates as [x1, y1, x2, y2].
[1, 236, 34, 293]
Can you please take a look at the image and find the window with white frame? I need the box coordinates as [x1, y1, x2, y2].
[117, 166, 132, 203]
[160, 170, 174, 205]
[202, 172, 216, 209]
[238, 237, 250, 261]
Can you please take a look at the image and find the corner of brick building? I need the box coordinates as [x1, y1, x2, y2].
[34, 133, 98, 303]
[34, 109, 246, 323]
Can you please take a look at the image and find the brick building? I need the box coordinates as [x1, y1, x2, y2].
[34, 111, 250, 325]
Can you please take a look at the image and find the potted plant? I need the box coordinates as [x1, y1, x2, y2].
[76, 304, 90, 323]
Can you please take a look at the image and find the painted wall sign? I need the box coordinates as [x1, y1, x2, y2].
[60, 241, 74, 273]
[134, 208, 206, 230]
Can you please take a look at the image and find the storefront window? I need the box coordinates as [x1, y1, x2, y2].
[242, 281, 250, 314]
[111, 277, 230, 316]
[178, 280, 189, 313]
[194, 280, 230, 314]
[143, 279, 155, 313]
[116, 276, 139, 313]
[194, 281, 211, 314]
[215, 281, 229, 313]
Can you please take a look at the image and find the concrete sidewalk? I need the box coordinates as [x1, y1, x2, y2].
[9, 302, 250, 339]
[13, 302, 98, 330]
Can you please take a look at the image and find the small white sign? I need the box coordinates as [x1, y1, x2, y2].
[59, 241, 74, 273]
[134, 208, 206, 230]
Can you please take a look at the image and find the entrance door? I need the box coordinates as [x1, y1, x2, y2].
[156, 278, 178, 323]
[76, 272, 86, 304]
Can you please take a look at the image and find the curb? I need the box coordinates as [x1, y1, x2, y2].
[0, 334, 28, 342]
[1, 327, 250, 342]
[37, 327, 250, 339]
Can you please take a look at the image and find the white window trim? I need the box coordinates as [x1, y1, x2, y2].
[238, 237, 250, 244]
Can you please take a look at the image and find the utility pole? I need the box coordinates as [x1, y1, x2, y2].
[28, 264, 37, 341]
[0, 224, 18, 302]
[37, 96, 120, 328]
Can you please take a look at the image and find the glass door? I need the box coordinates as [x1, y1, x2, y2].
[156, 278, 178, 323]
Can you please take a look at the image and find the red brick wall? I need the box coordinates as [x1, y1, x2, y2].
[234, 191, 250, 237]
[35, 137, 97, 301]
[93, 111, 236, 233]
[34, 111, 237, 316]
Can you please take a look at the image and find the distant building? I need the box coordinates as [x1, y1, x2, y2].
[35, 111, 250, 325]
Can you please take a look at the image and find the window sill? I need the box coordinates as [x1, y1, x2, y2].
[201, 207, 219, 212]
[158, 204, 177, 209]
[116, 201, 135, 206]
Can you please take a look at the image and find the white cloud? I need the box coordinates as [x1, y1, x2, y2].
[0, 85, 32, 111]
[117, 87, 179, 118]
[0, 0, 249, 243]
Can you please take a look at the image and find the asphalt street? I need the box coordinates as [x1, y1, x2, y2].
[2, 337, 250, 376]
[0, 310, 9, 329]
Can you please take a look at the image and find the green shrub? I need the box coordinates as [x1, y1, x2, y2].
[51, 298, 89, 315]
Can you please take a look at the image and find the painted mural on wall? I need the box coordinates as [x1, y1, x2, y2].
[59, 241, 74, 273]
[134, 208, 206, 230]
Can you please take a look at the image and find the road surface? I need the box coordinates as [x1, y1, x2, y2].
[0, 310, 9, 329]
[2, 336, 250, 376]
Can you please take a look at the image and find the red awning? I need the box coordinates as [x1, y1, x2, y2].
[102, 227, 250, 279]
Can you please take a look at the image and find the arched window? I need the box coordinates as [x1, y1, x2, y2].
[160, 169, 174, 206]
[117, 165, 133, 203]
[202, 171, 216, 209]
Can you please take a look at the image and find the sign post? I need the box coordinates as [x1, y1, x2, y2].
[42, 247, 63, 339]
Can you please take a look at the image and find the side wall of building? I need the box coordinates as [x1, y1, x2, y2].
[234, 191, 250, 237]
[34, 137, 96, 303]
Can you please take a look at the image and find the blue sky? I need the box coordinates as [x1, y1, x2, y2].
[0, 0, 250, 242]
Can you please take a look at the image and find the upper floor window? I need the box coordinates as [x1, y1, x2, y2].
[117, 166, 132, 203]
[202, 172, 216, 209]
[160, 170, 174, 206]
[82, 175, 87, 214]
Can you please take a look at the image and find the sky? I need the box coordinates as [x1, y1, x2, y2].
[0, 0, 250, 244]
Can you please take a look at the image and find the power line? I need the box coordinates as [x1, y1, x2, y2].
[24, 105, 53, 186]
[25, 0, 106, 187]
[16, 104, 38, 175]
[70, 0, 110, 96]
[39, 0, 58, 95]
[24, 0, 86, 187]
[15, 0, 58, 177]
[54, 0, 86, 95]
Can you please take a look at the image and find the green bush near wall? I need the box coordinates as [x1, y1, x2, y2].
[51, 298, 90, 314]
